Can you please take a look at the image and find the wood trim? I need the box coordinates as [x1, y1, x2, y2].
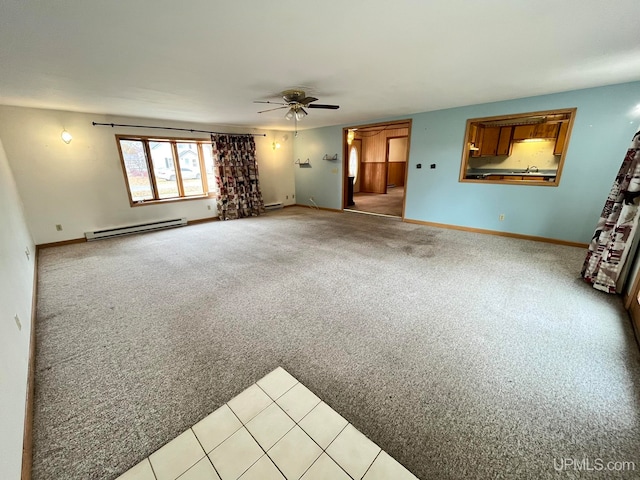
[462, 108, 577, 125]
[36, 238, 86, 249]
[623, 270, 640, 309]
[459, 108, 577, 186]
[342, 119, 413, 211]
[348, 119, 411, 132]
[142, 141, 158, 200]
[131, 194, 215, 207]
[342, 129, 349, 210]
[171, 142, 185, 197]
[21, 248, 39, 480]
[386, 162, 406, 187]
[403, 218, 588, 248]
[196, 143, 209, 193]
[360, 162, 387, 194]
[115, 134, 212, 143]
[401, 126, 412, 220]
[630, 312, 640, 350]
[552, 108, 577, 187]
[294, 204, 343, 213]
[115, 137, 137, 206]
[116, 136, 212, 207]
[186, 216, 219, 225]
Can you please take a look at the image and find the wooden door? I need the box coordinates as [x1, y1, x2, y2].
[625, 276, 640, 347]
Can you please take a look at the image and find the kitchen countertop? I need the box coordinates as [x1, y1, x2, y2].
[465, 169, 557, 180]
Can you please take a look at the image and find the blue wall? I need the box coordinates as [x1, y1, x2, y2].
[294, 81, 640, 243]
[294, 127, 344, 210]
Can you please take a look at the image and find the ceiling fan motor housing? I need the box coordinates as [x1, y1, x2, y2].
[282, 90, 306, 103]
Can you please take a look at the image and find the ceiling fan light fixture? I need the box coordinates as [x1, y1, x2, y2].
[284, 108, 295, 121]
[295, 108, 307, 121]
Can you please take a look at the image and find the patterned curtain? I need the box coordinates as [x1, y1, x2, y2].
[582, 130, 640, 293]
[212, 134, 265, 220]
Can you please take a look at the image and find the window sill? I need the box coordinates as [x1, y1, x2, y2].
[130, 194, 215, 207]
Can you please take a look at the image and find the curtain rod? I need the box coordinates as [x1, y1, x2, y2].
[91, 122, 266, 136]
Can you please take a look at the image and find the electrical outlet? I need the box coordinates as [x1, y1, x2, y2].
[286, 195, 289, 199]
[292, 194, 295, 199]
[56, 224, 63, 231]
[14, 314, 21, 331]
[499, 214, 505, 221]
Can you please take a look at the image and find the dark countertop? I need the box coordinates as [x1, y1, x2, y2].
[465, 169, 557, 180]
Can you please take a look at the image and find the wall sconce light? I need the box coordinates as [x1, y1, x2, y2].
[347, 129, 356, 146]
[61, 130, 73, 144]
[272, 141, 281, 150]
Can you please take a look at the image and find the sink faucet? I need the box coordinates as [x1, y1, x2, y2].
[525, 165, 539, 173]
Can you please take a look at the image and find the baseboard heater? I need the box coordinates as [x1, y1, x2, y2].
[264, 202, 284, 211]
[85, 218, 187, 241]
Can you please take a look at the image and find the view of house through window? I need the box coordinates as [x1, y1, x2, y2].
[459, 108, 576, 186]
[116, 136, 215, 205]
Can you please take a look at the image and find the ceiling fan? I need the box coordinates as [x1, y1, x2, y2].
[255, 89, 339, 134]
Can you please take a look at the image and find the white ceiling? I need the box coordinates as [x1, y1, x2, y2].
[1, 0, 639, 131]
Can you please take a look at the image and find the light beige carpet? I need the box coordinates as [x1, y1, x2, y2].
[33, 207, 640, 480]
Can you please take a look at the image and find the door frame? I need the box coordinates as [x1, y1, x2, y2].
[623, 273, 640, 348]
[385, 135, 409, 191]
[341, 119, 413, 217]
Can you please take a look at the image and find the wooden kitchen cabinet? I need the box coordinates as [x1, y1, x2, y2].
[554, 121, 569, 155]
[461, 108, 576, 186]
[470, 124, 482, 157]
[497, 126, 513, 156]
[512, 123, 558, 140]
[533, 123, 559, 138]
[479, 126, 500, 156]
[512, 125, 535, 140]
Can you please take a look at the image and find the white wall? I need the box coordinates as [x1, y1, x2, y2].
[0, 137, 35, 480]
[0, 106, 296, 244]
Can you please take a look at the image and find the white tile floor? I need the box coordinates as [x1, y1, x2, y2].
[117, 367, 418, 480]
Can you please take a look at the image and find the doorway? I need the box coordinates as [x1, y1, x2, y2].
[342, 120, 412, 218]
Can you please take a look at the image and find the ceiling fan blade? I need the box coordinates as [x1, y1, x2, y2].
[254, 100, 287, 105]
[299, 97, 318, 105]
[257, 106, 289, 113]
[308, 104, 340, 110]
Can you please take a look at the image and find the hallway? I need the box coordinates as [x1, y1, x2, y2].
[346, 186, 404, 217]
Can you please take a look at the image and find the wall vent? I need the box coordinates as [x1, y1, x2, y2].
[85, 218, 187, 241]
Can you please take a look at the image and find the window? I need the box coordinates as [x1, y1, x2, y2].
[116, 135, 216, 206]
[459, 108, 576, 186]
[348, 145, 359, 182]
